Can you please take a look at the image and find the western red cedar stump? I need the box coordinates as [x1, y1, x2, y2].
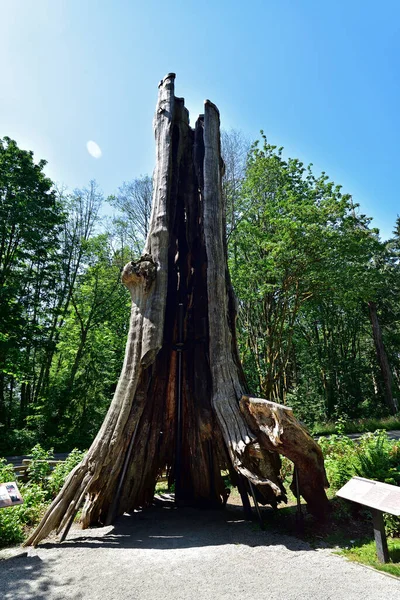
[25, 74, 329, 547]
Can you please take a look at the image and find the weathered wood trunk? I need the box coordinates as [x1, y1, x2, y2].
[368, 301, 398, 415]
[25, 74, 329, 547]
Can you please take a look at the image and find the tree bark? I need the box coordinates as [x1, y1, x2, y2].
[25, 74, 329, 547]
[240, 396, 329, 516]
[368, 301, 398, 415]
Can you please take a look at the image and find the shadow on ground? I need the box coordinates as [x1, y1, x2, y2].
[0, 553, 79, 600]
[39, 495, 313, 553]
[0, 496, 320, 599]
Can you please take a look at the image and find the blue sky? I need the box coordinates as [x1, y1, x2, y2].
[1, 0, 399, 239]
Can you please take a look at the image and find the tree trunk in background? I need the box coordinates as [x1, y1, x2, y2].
[368, 301, 398, 415]
[25, 74, 329, 547]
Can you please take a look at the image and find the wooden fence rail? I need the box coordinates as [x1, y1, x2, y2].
[12, 459, 63, 482]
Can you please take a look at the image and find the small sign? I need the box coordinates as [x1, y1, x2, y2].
[337, 477, 400, 516]
[0, 481, 24, 508]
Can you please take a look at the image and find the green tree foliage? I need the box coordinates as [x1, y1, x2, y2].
[1, 132, 399, 455]
[39, 234, 130, 448]
[229, 134, 393, 422]
[0, 140, 131, 454]
[0, 137, 64, 433]
[372, 217, 400, 405]
[221, 129, 250, 243]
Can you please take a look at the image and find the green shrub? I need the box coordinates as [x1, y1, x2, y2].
[385, 513, 400, 537]
[0, 446, 85, 548]
[355, 432, 400, 485]
[280, 456, 294, 482]
[14, 484, 48, 525]
[0, 458, 25, 544]
[319, 430, 400, 491]
[0, 503, 25, 544]
[48, 448, 85, 496]
[0, 468, 48, 546]
[354, 432, 400, 536]
[318, 434, 357, 490]
[27, 444, 53, 487]
[0, 457, 15, 482]
[318, 430, 400, 536]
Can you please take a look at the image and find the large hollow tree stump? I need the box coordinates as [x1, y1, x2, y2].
[25, 74, 329, 547]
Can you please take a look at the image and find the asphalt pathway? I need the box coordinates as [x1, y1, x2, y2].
[0, 499, 398, 600]
[346, 430, 400, 441]
[6, 432, 400, 467]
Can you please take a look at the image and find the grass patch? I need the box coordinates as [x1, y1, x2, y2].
[339, 537, 400, 578]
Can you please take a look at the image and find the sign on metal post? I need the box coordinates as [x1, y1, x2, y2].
[371, 508, 390, 563]
[337, 477, 400, 516]
[0, 481, 24, 508]
[337, 476, 400, 563]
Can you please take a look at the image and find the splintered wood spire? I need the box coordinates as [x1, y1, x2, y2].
[25, 74, 329, 547]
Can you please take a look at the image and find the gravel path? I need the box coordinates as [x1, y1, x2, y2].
[1, 499, 398, 600]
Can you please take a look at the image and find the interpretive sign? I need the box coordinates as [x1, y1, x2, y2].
[337, 477, 400, 563]
[0, 481, 23, 508]
[337, 476, 400, 516]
